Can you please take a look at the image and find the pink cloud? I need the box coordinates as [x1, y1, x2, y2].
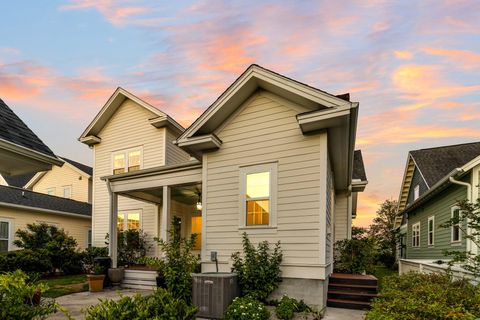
[422, 47, 480, 70]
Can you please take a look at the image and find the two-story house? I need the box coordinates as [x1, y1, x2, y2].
[80, 65, 367, 308]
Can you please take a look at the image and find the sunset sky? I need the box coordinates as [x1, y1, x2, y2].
[1, 1, 479, 227]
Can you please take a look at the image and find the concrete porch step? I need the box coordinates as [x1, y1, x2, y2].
[121, 269, 157, 290]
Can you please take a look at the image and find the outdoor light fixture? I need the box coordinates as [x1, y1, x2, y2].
[196, 193, 202, 211]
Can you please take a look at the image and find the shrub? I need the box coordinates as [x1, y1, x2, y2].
[116, 229, 150, 266]
[82, 246, 109, 273]
[14, 223, 80, 274]
[84, 288, 197, 320]
[366, 272, 480, 320]
[0, 249, 53, 275]
[231, 232, 282, 300]
[155, 217, 198, 302]
[224, 296, 270, 320]
[275, 295, 311, 320]
[0, 270, 58, 320]
[334, 227, 376, 274]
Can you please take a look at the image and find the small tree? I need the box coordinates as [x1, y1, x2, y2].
[368, 199, 400, 268]
[231, 232, 282, 300]
[441, 198, 480, 277]
[155, 217, 199, 303]
[334, 227, 376, 274]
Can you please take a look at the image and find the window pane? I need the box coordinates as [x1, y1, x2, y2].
[246, 200, 269, 225]
[246, 172, 270, 199]
[128, 151, 141, 172]
[428, 219, 433, 231]
[453, 226, 460, 241]
[0, 240, 7, 253]
[63, 187, 71, 199]
[191, 216, 202, 250]
[87, 229, 92, 247]
[117, 214, 124, 231]
[113, 154, 125, 174]
[0, 222, 8, 239]
[127, 212, 140, 230]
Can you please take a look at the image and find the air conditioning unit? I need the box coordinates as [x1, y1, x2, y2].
[192, 272, 239, 319]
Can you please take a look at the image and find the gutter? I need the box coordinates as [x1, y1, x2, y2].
[0, 201, 91, 219]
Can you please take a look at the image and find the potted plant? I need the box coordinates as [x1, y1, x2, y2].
[87, 264, 105, 292]
[108, 266, 125, 287]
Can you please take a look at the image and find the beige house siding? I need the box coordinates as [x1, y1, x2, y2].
[203, 91, 328, 279]
[32, 165, 90, 203]
[334, 192, 349, 242]
[0, 207, 91, 250]
[165, 129, 191, 165]
[92, 99, 166, 247]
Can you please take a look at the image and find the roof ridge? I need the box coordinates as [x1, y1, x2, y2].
[410, 141, 480, 153]
[0, 185, 91, 205]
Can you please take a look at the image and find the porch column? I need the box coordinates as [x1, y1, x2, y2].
[109, 192, 118, 268]
[161, 185, 170, 241]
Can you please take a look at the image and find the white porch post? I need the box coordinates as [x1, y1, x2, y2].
[161, 185, 170, 241]
[109, 192, 118, 268]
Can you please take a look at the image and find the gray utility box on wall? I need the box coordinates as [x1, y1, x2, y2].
[192, 272, 239, 319]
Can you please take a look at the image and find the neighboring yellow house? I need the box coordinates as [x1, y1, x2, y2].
[0, 157, 93, 252]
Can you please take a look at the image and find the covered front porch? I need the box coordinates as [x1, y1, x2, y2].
[102, 161, 203, 268]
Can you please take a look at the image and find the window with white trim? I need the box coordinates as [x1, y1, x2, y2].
[412, 222, 420, 247]
[0, 219, 12, 253]
[87, 229, 92, 248]
[451, 207, 461, 243]
[428, 216, 435, 246]
[414, 185, 420, 201]
[63, 186, 72, 199]
[46, 187, 55, 196]
[117, 210, 141, 231]
[112, 147, 142, 175]
[239, 163, 277, 228]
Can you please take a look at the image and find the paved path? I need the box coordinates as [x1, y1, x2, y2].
[324, 307, 366, 320]
[47, 288, 152, 320]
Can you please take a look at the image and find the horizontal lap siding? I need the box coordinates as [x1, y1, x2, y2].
[93, 100, 165, 247]
[205, 92, 323, 270]
[166, 129, 191, 165]
[334, 194, 348, 242]
[406, 183, 467, 259]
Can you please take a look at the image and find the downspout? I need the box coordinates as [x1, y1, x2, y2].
[105, 178, 118, 268]
[449, 174, 473, 253]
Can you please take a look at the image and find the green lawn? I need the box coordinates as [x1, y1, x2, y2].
[372, 265, 397, 291]
[41, 274, 88, 298]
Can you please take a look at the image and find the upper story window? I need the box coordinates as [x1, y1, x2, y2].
[427, 216, 434, 246]
[112, 147, 142, 175]
[118, 210, 141, 231]
[412, 222, 420, 247]
[414, 185, 420, 201]
[63, 186, 72, 199]
[239, 163, 277, 228]
[46, 187, 55, 196]
[451, 207, 461, 243]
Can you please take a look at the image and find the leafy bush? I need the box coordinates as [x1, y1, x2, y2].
[84, 288, 197, 320]
[0, 270, 58, 320]
[366, 272, 480, 320]
[231, 232, 282, 300]
[275, 295, 311, 320]
[82, 246, 109, 273]
[14, 223, 81, 274]
[155, 217, 198, 302]
[334, 227, 376, 274]
[0, 249, 53, 275]
[224, 296, 270, 320]
[117, 229, 150, 266]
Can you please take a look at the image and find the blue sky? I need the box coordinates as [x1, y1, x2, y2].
[1, 0, 479, 226]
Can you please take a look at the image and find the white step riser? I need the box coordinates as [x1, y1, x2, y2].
[122, 270, 158, 290]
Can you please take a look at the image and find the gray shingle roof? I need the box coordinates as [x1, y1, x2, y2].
[410, 141, 480, 187]
[0, 185, 91, 217]
[3, 173, 36, 187]
[60, 157, 92, 176]
[0, 98, 56, 158]
[353, 150, 367, 181]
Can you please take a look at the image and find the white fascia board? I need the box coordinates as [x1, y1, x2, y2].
[0, 138, 63, 167]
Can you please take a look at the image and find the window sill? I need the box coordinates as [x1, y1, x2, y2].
[451, 241, 462, 246]
[238, 226, 278, 234]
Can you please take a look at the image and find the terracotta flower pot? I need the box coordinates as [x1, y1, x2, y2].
[108, 267, 125, 287]
[87, 274, 105, 292]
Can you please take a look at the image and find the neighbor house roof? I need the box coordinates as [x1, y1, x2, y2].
[2, 172, 36, 187]
[0, 185, 91, 218]
[353, 150, 367, 181]
[60, 157, 93, 176]
[410, 141, 480, 187]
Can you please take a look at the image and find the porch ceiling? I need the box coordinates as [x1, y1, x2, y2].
[119, 183, 201, 205]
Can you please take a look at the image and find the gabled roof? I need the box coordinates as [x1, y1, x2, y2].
[60, 157, 92, 176]
[410, 141, 480, 187]
[353, 150, 367, 181]
[79, 87, 184, 146]
[0, 185, 91, 218]
[2, 172, 36, 187]
[0, 98, 63, 175]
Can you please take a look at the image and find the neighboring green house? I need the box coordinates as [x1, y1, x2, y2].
[396, 142, 480, 273]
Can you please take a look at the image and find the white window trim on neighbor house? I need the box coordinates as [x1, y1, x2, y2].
[451, 206, 462, 244]
[111, 146, 144, 175]
[63, 185, 72, 199]
[239, 162, 278, 229]
[46, 187, 55, 196]
[414, 185, 420, 201]
[118, 209, 142, 231]
[428, 215, 435, 246]
[412, 222, 420, 248]
[0, 218, 14, 252]
[87, 228, 92, 248]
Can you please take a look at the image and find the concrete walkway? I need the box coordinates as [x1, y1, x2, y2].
[324, 307, 366, 320]
[47, 288, 152, 320]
